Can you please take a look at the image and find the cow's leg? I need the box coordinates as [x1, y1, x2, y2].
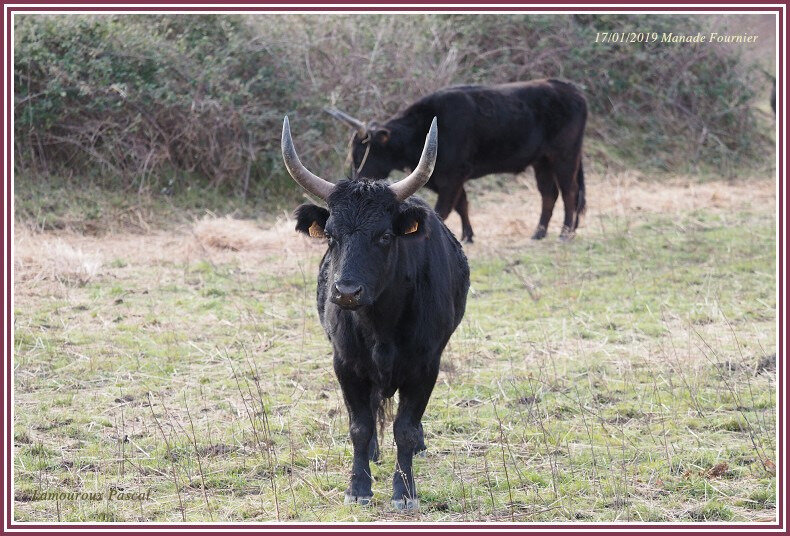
[555, 157, 581, 241]
[454, 187, 474, 243]
[391, 367, 438, 510]
[335, 362, 376, 504]
[533, 160, 559, 240]
[435, 182, 473, 243]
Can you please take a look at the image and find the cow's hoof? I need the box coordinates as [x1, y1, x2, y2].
[392, 498, 420, 511]
[344, 493, 373, 506]
[531, 225, 547, 240]
[559, 226, 575, 241]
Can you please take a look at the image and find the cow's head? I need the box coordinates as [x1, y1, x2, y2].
[282, 115, 438, 310]
[324, 108, 408, 180]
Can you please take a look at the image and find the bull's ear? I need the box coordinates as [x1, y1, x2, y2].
[374, 128, 390, 145]
[294, 204, 329, 238]
[394, 205, 428, 236]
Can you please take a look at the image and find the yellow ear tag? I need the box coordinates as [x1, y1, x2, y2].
[308, 221, 325, 238]
[404, 221, 419, 235]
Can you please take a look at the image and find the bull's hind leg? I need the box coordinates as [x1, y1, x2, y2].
[368, 431, 380, 463]
[532, 160, 559, 240]
[555, 156, 581, 241]
[367, 393, 381, 463]
[415, 422, 427, 455]
[391, 368, 438, 511]
[335, 362, 376, 505]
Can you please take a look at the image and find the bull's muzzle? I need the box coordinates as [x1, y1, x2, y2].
[331, 282, 364, 310]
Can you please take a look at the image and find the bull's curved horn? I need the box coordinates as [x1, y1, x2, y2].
[323, 107, 367, 138]
[389, 117, 438, 202]
[281, 116, 335, 201]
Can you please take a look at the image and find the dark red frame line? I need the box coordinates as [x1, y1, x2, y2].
[3, 3, 785, 532]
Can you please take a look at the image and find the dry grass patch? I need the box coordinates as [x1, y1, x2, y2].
[15, 237, 103, 286]
[193, 216, 265, 252]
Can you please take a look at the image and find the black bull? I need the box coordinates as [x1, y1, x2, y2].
[326, 78, 588, 242]
[282, 116, 470, 510]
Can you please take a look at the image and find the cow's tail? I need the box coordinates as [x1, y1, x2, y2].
[373, 389, 393, 436]
[574, 159, 586, 230]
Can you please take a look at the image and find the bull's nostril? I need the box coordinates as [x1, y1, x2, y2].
[333, 282, 363, 300]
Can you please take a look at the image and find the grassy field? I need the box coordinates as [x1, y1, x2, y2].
[12, 173, 777, 523]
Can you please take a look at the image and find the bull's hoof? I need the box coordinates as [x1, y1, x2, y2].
[461, 235, 474, 244]
[344, 493, 373, 506]
[392, 498, 420, 511]
[531, 225, 548, 240]
[559, 226, 575, 241]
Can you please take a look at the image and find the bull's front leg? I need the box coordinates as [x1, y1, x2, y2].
[335, 359, 375, 505]
[391, 370, 438, 511]
[433, 175, 472, 243]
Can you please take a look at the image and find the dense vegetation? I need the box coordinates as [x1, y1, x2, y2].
[14, 14, 772, 204]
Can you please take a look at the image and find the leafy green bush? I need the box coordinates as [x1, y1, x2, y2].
[15, 15, 295, 196]
[14, 14, 771, 200]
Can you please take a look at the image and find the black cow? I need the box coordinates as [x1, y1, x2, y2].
[282, 116, 469, 510]
[326, 79, 588, 243]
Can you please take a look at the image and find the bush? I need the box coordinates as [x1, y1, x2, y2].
[14, 14, 771, 200]
[15, 15, 296, 196]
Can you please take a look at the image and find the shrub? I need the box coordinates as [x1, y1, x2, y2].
[14, 14, 771, 200]
[15, 15, 295, 195]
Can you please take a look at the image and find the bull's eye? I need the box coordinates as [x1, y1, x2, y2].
[325, 232, 335, 247]
[378, 233, 394, 246]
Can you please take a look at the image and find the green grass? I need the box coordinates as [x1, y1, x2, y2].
[13, 203, 776, 523]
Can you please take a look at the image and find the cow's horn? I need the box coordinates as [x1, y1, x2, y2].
[323, 107, 367, 138]
[390, 117, 438, 201]
[281, 116, 335, 201]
